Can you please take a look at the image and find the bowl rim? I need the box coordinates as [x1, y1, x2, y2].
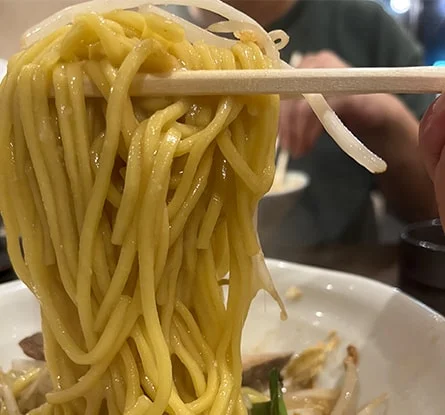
[265, 170, 310, 198]
[400, 218, 445, 253]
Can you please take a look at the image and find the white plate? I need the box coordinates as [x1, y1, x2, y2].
[1, 259, 445, 413]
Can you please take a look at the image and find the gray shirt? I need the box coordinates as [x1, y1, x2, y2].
[168, 1, 434, 251]
[264, 0, 434, 253]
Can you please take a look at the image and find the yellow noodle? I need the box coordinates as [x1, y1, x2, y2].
[0, 8, 279, 415]
[171, 331, 206, 398]
[172, 318, 206, 372]
[196, 155, 228, 250]
[217, 129, 264, 195]
[108, 361, 127, 413]
[169, 143, 214, 246]
[120, 343, 141, 411]
[112, 122, 145, 244]
[159, 237, 183, 345]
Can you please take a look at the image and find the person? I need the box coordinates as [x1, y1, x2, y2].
[419, 95, 445, 226]
[186, 0, 438, 255]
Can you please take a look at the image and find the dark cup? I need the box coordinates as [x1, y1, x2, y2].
[399, 219, 445, 289]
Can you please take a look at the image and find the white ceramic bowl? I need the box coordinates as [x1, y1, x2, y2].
[257, 170, 309, 248]
[1, 259, 444, 413]
[242, 260, 445, 413]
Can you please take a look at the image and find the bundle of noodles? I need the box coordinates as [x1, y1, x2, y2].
[0, 1, 386, 414]
[0, 4, 283, 415]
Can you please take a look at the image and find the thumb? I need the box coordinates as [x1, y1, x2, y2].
[433, 146, 445, 226]
[419, 94, 445, 224]
[419, 95, 445, 179]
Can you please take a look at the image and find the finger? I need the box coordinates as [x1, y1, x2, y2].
[290, 99, 311, 157]
[434, 146, 445, 225]
[327, 95, 363, 131]
[297, 96, 349, 155]
[301, 116, 323, 155]
[295, 101, 321, 156]
[419, 95, 445, 180]
[297, 50, 347, 69]
[297, 54, 319, 69]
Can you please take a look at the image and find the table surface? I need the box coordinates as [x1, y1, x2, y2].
[2, 243, 445, 315]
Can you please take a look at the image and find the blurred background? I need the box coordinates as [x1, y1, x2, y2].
[0, 0, 443, 248]
[378, 0, 445, 66]
[0, 0, 444, 61]
[0, 0, 444, 272]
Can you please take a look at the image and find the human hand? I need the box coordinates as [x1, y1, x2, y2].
[419, 95, 445, 224]
[279, 50, 405, 157]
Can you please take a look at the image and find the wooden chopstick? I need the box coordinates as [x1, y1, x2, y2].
[79, 66, 445, 98]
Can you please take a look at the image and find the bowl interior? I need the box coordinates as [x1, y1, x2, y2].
[242, 260, 445, 413]
[1, 260, 445, 414]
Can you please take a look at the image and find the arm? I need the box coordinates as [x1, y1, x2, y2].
[369, 4, 437, 221]
[279, 13, 438, 222]
[363, 94, 438, 222]
[281, 84, 438, 222]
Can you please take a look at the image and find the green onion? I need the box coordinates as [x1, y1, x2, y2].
[250, 368, 288, 415]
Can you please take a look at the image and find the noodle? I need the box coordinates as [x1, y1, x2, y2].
[0, 1, 388, 414]
[0, 4, 280, 414]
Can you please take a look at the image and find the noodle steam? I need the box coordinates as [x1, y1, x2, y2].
[0, 1, 386, 414]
